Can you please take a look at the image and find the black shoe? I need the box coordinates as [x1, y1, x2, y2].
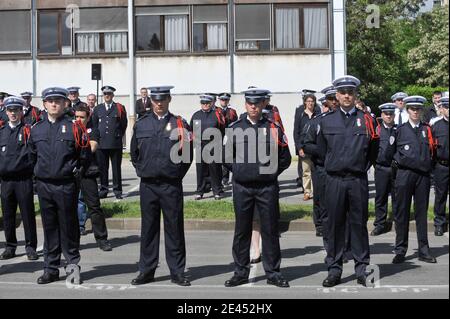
[80, 229, 88, 236]
[322, 275, 341, 287]
[316, 229, 323, 237]
[224, 275, 249, 287]
[115, 194, 123, 200]
[250, 256, 261, 264]
[171, 274, 191, 287]
[97, 240, 112, 252]
[392, 254, 406, 264]
[418, 254, 437, 263]
[267, 276, 290, 288]
[131, 272, 155, 285]
[99, 191, 108, 199]
[435, 226, 444, 236]
[214, 194, 223, 201]
[37, 272, 60, 285]
[356, 275, 373, 287]
[195, 194, 203, 201]
[27, 250, 39, 261]
[371, 226, 386, 236]
[0, 249, 16, 260]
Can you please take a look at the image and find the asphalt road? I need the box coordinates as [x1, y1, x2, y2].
[0, 228, 448, 299]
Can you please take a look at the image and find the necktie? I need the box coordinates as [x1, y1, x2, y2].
[346, 113, 351, 118]
[398, 111, 403, 125]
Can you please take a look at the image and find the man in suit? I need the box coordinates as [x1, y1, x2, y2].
[91, 86, 128, 200]
[135, 88, 152, 119]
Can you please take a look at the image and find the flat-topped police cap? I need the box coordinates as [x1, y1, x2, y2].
[440, 97, 449, 108]
[318, 96, 326, 104]
[67, 86, 81, 94]
[242, 88, 270, 104]
[301, 89, 317, 96]
[204, 92, 218, 98]
[20, 92, 33, 98]
[200, 94, 215, 104]
[321, 86, 337, 97]
[101, 86, 116, 94]
[42, 87, 69, 101]
[148, 85, 174, 100]
[391, 92, 408, 102]
[219, 93, 231, 100]
[379, 103, 397, 112]
[404, 95, 427, 108]
[4, 96, 26, 110]
[0, 92, 11, 100]
[333, 75, 361, 90]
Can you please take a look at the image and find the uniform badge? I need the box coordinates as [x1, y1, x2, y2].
[18, 134, 22, 143]
[357, 118, 362, 127]
[166, 122, 172, 131]
[99, 119, 102, 123]
[405, 145, 410, 151]
[62, 125, 67, 134]
[87, 128, 92, 134]
[390, 136, 395, 145]
[1, 146, 5, 152]
[422, 130, 426, 138]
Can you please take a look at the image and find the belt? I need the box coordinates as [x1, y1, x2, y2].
[328, 171, 366, 178]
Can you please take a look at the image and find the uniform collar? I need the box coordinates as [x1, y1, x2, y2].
[153, 112, 169, 120]
[340, 106, 356, 116]
[247, 116, 263, 125]
[408, 120, 421, 129]
[8, 121, 20, 129]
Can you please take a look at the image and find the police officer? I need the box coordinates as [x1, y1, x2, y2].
[20, 92, 42, 125]
[317, 76, 379, 287]
[74, 104, 112, 251]
[29, 87, 89, 284]
[191, 94, 225, 200]
[431, 96, 449, 236]
[223, 88, 291, 288]
[91, 86, 128, 199]
[218, 93, 238, 186]
[392, 92, 409, 126]
[390, 96, 436, 264]
[130, 86, 192, 287]
[0, 97, 38, 261]
[0, 92, 11, 127]
[424, 91, 442, 124]
[371, 103, 397, 236]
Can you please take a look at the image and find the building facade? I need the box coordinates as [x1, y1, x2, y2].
[0, 0, 346, 151]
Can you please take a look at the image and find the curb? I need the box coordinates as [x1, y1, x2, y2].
[25, 218, 437, 233]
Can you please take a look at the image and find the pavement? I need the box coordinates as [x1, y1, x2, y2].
[0, 228, 448, 299]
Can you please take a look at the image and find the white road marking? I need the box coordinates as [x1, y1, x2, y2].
[124, 184, 140, 199]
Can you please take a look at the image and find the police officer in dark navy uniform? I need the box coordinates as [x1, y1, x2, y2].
[20, 92, 42, 126]
[29, 87, 90, 284]
[191, 94, 225, 200]
[130, 86, 193, 287]
[91, 86, 128, 199]
[73, 104, 112, 251]
[390, 96, 437, 264]
[218, 93, 238, 186]
[371, 103, 398, 236]
[0, 92, 11, 127]
[432, 96, 449, 236]
[0, 97, 38, 261]
[303, 87, 335, 242]
[317, 76, 379, 288]
[223, 88, 292, 288]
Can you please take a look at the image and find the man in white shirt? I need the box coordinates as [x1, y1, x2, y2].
[392, 92, 409, 126]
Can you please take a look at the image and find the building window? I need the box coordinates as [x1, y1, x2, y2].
[274, 5, 329, 51]
[235, 4, 271, 52]
[0, 10, 31, 55]
[136, 6, 189, 53]
[193, 5, 228, 52]
[75, 8, 128, 54]
[38, 11, 72, 55]
[38, 8, 128, 56]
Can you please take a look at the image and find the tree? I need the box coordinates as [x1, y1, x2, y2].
[408, 6, 449, 87]
[346, 0, 426, 110]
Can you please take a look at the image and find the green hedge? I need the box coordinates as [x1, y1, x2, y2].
[405, 85, 448, 106]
